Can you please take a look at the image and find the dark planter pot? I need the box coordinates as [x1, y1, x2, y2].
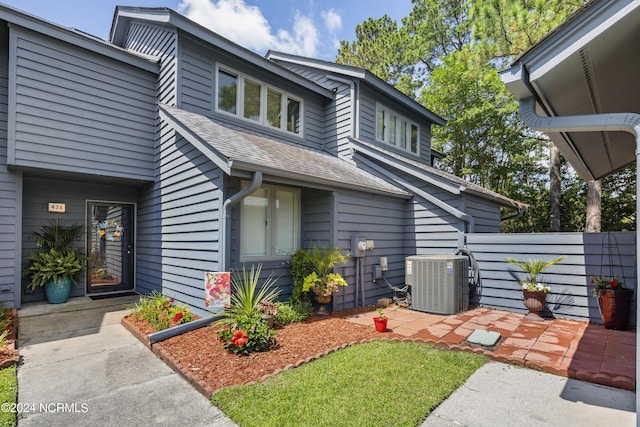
[373, 317, 388, 333]
[522, 290, 547, 321]
[315, 294, 332, 316]
[598, 289, 633, 330]
[44, 277, 72, 304]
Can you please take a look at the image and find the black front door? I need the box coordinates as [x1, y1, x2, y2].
[87, 202, 135, 293]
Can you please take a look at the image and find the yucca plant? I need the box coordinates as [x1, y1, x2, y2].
[219, 264, 281, 323]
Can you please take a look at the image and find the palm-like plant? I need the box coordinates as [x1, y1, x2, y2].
[506, 256, 566, 285]
[33, 220, 84, 253]
[220, 264, 281, 323]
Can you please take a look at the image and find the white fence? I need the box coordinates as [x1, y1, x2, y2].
[463, 232, 636, 324]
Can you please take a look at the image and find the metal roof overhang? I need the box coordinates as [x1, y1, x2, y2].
[501, 0, 640, 181]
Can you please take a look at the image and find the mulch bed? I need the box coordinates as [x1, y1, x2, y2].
[122, 308, 404, 397]
[0, 309, 19, 369]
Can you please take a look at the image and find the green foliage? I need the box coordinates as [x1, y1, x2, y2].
[219, 264, 281, 324]
[211, 341, 486, 427]
[129, 291, 195, 331]
[22, 248, 85, 290]
[506, 256, 566, 284]
[0, 366, 16, 427]
[218, 312, 277, 355]
[288, 249, 315, 302]
[298, 247, 350, 297]
[33, 219, 84, 253]
[274, 300, 313, 325]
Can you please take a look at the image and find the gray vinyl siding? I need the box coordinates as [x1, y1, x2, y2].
[136, 131, 223, 317]
[0, 26, 19, 307]
[20, 176, 138, 303]
[332, 191, 408, 310]
[359, 84, 432, 164]
[10, 27, 157, 180]
[124, 22, 178, 106]
[463, 194, 501, 232]
[301, 189, 332, 247]
[464, 232, 637, 325]
[177, 37, 327, 151]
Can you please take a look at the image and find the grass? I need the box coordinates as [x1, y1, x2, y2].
[211, 340, 487, 427]
[0, 366, 16, 427]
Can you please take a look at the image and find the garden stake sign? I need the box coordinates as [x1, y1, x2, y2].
[205, 272, 231, 308]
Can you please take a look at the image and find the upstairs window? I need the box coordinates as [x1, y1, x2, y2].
[216, 66, 303, 136]
[375, 104, 420, 155]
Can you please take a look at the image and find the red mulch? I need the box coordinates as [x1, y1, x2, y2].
[122, 308, 402, 395]
[0, 309, 19, 369]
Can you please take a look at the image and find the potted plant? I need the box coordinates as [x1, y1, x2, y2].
[373, 307, 388, 332]
[591, 276, 633, 330]
[23, 220, 86, 304]
[301, 246, 350, 315]
[258, 301, 279, 328]
[506, 256, 565, 320]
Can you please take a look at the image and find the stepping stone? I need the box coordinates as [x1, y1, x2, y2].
[467, 329, 501, 347]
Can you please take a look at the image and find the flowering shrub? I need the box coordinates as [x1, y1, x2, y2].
[129, 291, 195, 331]
[218, 312, 277, 355]
[521, 282, 551, 293]
[591, 276, 624, 298]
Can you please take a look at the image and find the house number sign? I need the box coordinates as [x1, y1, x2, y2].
[48, 203, 66, 213]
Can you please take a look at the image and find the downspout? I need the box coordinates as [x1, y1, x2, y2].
[519, 97, 640, 414]
[149, 170, 263, 344]
[357, 156, 475, 233]
[501, 205, 527, 222]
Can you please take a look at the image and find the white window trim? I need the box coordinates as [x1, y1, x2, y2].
[215, 64, 304, 136]
[375, 103, 420, 156]
[240, 183, 301, 261]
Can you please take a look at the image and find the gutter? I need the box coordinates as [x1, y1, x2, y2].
[150, 171, 263, 344]
[357, 156, 475, 233]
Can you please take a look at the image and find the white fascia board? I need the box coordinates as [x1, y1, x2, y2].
[522, 0, 640, 82]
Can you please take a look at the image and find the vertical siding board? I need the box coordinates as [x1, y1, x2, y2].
[11, 27, 157, 180]
[464, 232, 637, 324]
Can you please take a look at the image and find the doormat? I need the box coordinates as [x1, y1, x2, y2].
[89, 291, 137, 300]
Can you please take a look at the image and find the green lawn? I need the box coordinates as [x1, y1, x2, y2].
[211, 340, 486, 427]
[0, 366, 17, 427]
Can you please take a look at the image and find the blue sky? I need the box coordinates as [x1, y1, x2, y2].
[1, 0, 414, 59]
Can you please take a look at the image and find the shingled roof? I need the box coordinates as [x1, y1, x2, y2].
[159, 104, 409, 197]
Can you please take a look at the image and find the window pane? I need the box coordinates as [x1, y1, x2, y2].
[217, 70, 237, 114]
[267, 89, 282, 129]
[274, 190, 296, 255]
[389, 115, 397, 145]
[287, 98, 300, 134]
[241, 189, 268, 257]
[376, 107, 385, 141]
[411, 124, 419, 153]
[244, 79, 261, 121]
[400, 120, 408, 149]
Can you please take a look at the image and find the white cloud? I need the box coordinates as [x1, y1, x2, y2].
[321, 8, 342, 33]
[178, 0, 320, 56]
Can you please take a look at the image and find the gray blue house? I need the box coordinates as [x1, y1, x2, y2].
[0, 4, 520, 316]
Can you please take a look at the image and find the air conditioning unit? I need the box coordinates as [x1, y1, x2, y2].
[406, 255, 469, 315]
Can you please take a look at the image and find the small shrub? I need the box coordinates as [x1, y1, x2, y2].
[129, 291, 195, 331]
[274, 300, 313, 325]
[288, 249, 315, 302]
[218, 312, 277, 355]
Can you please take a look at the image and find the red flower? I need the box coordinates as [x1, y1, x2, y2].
[231, 329, 248, 347]
[172, 312, 184, 323]
[611, 280, 619, 288]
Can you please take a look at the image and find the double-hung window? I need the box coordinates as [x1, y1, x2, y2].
[375, 104, 420, 155]
[240, 184, 300, 260]
[216, 66, 302, 136]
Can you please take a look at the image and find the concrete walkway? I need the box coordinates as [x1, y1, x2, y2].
[17, 296, 235, 427]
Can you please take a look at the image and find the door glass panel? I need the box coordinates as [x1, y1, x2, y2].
[241, 189, 268, 257]
[88, 203, 134, 293]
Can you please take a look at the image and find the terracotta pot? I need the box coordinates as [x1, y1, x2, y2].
[373, 317, 388, 332]
[315, 294, 332, 316]
[598, 289, 633, 330]
[522, 290, 547, 314]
